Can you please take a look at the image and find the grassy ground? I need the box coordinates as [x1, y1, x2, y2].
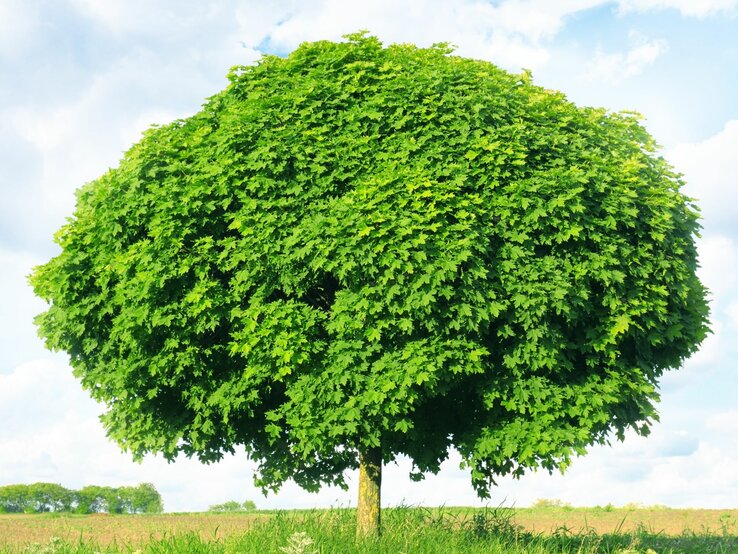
[1, 505, 737, 553]
[0, 512, 267, 547]
[513, 504, 738, 536]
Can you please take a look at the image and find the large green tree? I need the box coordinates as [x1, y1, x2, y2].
[31, 33, 709, 536]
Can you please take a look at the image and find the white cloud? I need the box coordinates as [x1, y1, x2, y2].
[486, 423, 738, 509]
[68, 0, 218, 38]
[0, 360, 91, 439]
[0, 1, 39, 59]
[668, 120, 738, 236]
[233, 1, 303, 49]
[657, 234, 738, 386]
[0, 120, 48, 252]
[0, 248, 53, 371]
[5, 41, 261, 246]
[707, 409, 738, 434]
[726, 300, 738, 329]
[625, 442, 738, 507]
[1, 0, 262, 257]
[264, 0, 610, 71]
[491, 0, 607, 42]
[618, 0, 738, 18]
[696, 235, 738, 305]
[657, 127, 738, 387]
[586, 32, 668, 83]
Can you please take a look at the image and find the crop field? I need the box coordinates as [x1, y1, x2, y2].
[0, 512, 266, 549]
[2, 505, 738, 553]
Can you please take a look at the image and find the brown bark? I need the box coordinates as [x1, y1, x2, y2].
[356, 445, 382, 538]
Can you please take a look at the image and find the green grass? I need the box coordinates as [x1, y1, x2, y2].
[3, 506, 738, 553]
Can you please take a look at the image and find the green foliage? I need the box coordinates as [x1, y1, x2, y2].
[0, 484, 72, 514]
[74, 485, 120, 514]
[208, 500, 256, 512]
[30, 32, 709, 498]
[208, 501, 242, 513]
[242, 500, 257, 511]
[27, 484, 72, 513]
[0, 485, 32, 513]
[0, 483, 162, 514]
[118, 483, 164, 514]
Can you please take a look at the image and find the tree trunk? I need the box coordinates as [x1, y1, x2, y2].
[356, 445, 382, 538]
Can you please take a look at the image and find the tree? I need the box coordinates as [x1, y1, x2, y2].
[26, 483, 73, 513]
[74, 485, 103, 514]
[0, 482, 162, 514]
[30, 33, 709, 536]
[75, 485, 117, 514]
[120, 483, 164, 514]
[208, 500, 242, 512]
[0, 483, 73, 513]
[208, 499, 257, 512]
[0, 484, 31, 513]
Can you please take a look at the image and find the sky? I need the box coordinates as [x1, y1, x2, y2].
[1, 0, 738, 513]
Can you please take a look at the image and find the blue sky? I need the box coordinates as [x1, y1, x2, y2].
[2, 0, 738, 512]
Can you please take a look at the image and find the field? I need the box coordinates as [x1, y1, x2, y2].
[2, 505, 738, 553]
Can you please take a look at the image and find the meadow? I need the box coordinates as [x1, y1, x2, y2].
[2, 504, 738, 553]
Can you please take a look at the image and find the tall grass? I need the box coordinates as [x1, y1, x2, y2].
[4, 506, 738, 553]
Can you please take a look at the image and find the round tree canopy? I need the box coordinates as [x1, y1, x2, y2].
[32, 33, 709, 496]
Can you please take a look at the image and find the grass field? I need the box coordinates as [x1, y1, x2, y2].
[1, 505, 737, 553]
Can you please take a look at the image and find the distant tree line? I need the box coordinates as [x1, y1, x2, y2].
[0, 482, 163, 514]
[207, 500, 257, 512]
